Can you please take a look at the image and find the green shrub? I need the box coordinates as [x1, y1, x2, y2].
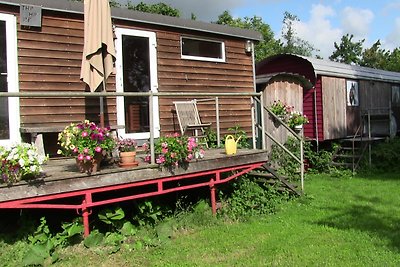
[366, 137, 400, 171]
[218, 176, 284, 221]
[270, 137, 335, 178]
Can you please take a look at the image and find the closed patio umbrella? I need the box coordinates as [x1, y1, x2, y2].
[80, 0, 116, 127]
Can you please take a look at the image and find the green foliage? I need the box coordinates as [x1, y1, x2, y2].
[132, 200, 165, 227]
[218, 176, 284, 221]
[329, 34, 364, 64]
[225, 125, 250, 149]
[215, 11, 281, 62]
[23, 217, 83, 266]
[279, 11, 318, 57]
[270, 138, 335, 178]
[145, 134, 205, 168]
[366, 137, 400, 171]
[360, 40, 390, 69]
[126, 1, 180, 17]
[98, 206, 126, 231]
[202, 128, 219, 148]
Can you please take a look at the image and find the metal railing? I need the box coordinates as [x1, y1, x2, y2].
[0, 91, 260, 164]
[253, 93, 304, 191]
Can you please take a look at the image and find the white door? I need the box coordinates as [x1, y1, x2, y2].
[115, 28, 159, 140]
[0, 13, 19, 146]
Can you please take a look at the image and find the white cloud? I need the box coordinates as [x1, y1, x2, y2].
[292, 4, 343, 58]
[384, 17, 400, 50]
[340, 7, 374, 40]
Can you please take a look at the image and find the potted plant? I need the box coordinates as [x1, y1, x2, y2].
[0, 143, 48, 184]
[269, 100, 292, 126]
[143, 133, 205, 169]
[270, 100, 289, 118]
[287, 111, 309, 132]
[57, 120, 116, 174]
[117, 137, 138, 167]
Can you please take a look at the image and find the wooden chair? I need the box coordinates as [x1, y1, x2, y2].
[174, 100, 211, 147]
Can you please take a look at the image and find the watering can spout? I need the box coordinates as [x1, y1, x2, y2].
[225, 135, 241, 155]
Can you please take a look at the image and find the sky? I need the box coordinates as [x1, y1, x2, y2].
[118, 0, 400, 59]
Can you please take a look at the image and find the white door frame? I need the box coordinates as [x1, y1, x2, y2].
[114, 27, 160, 140]
[0, 13, 20, 146]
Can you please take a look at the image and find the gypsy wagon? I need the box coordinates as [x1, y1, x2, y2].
[256, 54, 400, 144]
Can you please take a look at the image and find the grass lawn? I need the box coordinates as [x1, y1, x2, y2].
[2, 171, 400, 266]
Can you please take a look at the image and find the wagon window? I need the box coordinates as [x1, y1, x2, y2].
[181, 37, 225, 62]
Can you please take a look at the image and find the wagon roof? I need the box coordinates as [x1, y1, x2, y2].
[256, 54, 400, 85]
[0, 0, 263, 41]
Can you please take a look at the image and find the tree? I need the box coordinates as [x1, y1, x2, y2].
[360, 40, 390, 69]
[70, 0, 120, 7]
[329, 34, 364, 65]
[126, 1, 180, 17]
[215, 11, 281, 62]
[279, 11, 317, 57]
[386, 48, 400, 72]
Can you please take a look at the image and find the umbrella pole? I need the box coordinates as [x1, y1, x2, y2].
[100, 79, 105, 128]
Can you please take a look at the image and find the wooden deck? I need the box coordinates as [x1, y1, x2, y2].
[0, 149, 269, 203]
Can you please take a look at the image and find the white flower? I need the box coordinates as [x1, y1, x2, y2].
[18, 158, 25, 166]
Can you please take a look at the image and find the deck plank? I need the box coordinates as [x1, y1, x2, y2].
[0, 149, 268, 203]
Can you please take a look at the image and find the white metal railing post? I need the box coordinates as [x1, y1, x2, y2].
[300, 136, 304, 191]
[260, 91, 266, 150]
[149, 92, 155, 165]
[215, 97, 220, 147]
[251, 97, 256, 149]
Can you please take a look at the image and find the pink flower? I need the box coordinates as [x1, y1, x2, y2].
[173, 132, 180, 137]
[85, 155, 92, 161]
[162, 147, 168, 154]
[81, 131, 88, 137]
[77, 154, 84, 161]
[161, 142, 168, 148]
[144, 155, 151, 162]
[156, 155, 165, 164]
[73, 147, 78, 153]
[95, 146, 102, 153]
[187, 153, 193, 160]
[143, 143, 149, 150]
[170, 152, 176, 158]
[83, 148, 89, 154]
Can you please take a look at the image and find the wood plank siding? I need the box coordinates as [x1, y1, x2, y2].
[2, 3, 255, 143]
[152, 27, 254, 136]
[262, 76, 303, 150]
[16, 9, 117, 129]
[321, 76, 346, 140]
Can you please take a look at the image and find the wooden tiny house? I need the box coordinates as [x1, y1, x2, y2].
[256, 54, 400, 142]
[0, 0, 262, 153]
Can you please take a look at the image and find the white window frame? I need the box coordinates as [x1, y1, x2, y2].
[181, 36, 226, 63]
[0, 13, 20, 146]
[114, 27, 160, 140]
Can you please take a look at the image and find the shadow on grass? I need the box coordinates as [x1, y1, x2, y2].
[314, 194, 400, 252]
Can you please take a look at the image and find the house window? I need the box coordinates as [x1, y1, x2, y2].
[0, 13, 19, 146]
[181, 37, 225, 62]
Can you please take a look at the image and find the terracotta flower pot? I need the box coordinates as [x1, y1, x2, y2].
[119, 151, 139, 168]
[76, 153, 102, 174]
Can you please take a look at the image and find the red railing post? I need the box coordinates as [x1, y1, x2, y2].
[81, 193, 92, 237]
[210, 177, 217, 215]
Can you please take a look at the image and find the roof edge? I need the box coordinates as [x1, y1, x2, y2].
[0, 0, 263, 41]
